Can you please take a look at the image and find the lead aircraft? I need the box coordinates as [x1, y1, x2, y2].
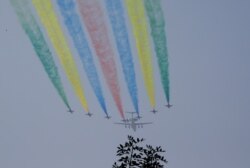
[115, 112, 152, 132]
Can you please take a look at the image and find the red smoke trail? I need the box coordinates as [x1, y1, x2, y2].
[77, 0, 124, 119]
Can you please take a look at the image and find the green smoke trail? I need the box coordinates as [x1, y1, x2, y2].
[10, 0, 71, 110]
[144, 0, 170, 103]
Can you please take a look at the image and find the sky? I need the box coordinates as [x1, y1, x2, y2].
[1, 0, 250, 168]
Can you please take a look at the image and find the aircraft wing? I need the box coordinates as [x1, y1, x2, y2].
[114, 122, 127, 125]
[135, 122, 152, 125]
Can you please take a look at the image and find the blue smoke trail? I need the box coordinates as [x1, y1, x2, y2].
[105, 0, 139, 114]
[57, 0, 108, 116]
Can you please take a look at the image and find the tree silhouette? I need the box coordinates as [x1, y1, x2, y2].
[113, 135, 167, 168]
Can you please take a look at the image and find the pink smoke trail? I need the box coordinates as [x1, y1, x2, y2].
[77, 0, 124, 119]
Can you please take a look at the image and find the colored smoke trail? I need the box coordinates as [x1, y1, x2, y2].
[32, 0, 89, 112]
[77, 0, 124, 119]
[57, 0, 108, 116]
[105, 0, 139, 114]
[144, 0, 170, 103]
[125, 0, 156, 108]
[10, 0, 71, 110]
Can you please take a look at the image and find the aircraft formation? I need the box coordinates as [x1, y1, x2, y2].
[10, 0, 172, 130]
[67, 105, 172, 131]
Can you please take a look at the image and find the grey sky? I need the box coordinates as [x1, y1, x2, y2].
[1, 0, 250, 168]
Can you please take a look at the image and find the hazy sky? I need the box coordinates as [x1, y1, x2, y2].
[1, 0, 250, 168]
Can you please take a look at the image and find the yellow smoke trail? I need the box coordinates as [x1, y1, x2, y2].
[32, 0, 89, 112]
[125, 0, 155, 108]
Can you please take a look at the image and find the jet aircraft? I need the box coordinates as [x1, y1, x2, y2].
[115, 112, 152, 132]
[137, 115, 142, 119]
[68, 109, 74, 113]
[86, 112, 93, 117]
[151, 109, 158, 114]
[165, 103, 173, 108]
[105, 115, 111, 119]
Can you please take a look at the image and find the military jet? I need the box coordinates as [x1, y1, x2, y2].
[105, 115, 111, 119]
[151, 109, 158, 114]
[115, 112, 152, 132]
[86, 112, 93, 117]
[68, 109, 74, 113]
[137, 115, 142, 119]
[165, 103, 173, 108]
